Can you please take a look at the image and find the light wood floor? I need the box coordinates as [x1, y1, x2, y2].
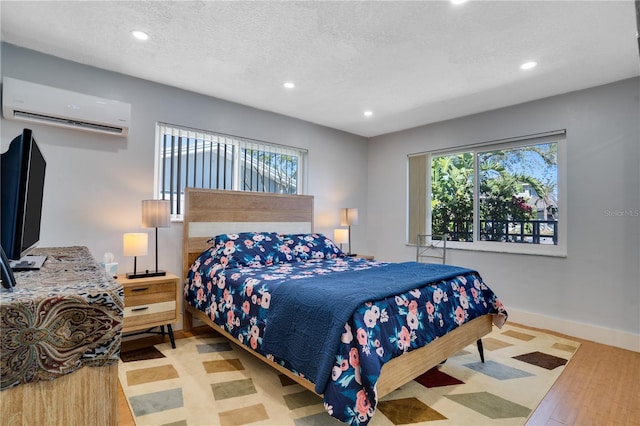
[118, 324, 640, 426]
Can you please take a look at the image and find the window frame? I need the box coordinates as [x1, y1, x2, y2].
[409, 130, 567, 257]
[153, 123, 308, 221]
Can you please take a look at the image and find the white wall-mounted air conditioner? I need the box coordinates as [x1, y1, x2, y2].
[2, 77, 131, 137]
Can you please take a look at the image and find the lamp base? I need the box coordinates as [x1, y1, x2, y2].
[126, 270, 167, 279]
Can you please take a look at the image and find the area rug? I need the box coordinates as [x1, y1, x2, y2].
[118, 324, 579, 425]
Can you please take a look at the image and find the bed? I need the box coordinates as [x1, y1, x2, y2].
[182, 188, 507, 425]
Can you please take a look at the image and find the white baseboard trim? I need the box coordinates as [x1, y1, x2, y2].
[507, 308, 639, 352]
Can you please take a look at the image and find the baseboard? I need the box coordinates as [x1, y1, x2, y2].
[507, 308, 639, 352]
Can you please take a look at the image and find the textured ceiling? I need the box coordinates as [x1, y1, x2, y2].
[1, 1, 639, 137]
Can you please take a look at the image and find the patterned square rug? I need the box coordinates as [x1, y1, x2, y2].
[118, 324, 579, 425]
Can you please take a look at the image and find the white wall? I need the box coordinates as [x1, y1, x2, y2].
[3, 43, 638, 350]
[0, 43, 369, 325]
[367, 78, 640, 351]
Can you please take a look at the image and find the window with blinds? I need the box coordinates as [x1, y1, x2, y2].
[155, 123, 307, 217]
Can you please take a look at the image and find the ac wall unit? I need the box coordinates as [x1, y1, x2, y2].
[2, 77, 131, 137]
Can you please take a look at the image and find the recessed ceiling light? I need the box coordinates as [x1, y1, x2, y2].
[520, 61, 537, 70]
[451, 0, 468, 4]
[283, 82, 295, 89]
[132, 30, 149, 41]
[364, 110, 373, 117]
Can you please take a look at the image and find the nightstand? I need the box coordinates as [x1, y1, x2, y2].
[355, 254, 375, 260]
[115, 272, 180, 348]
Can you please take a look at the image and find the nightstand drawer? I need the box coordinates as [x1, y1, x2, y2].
[123, 281, 176, 306]
[123, 301, 176, 330]
[124, 300, 176, 317]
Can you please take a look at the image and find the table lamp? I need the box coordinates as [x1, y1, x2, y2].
[333, 228, 349, 252]
[141, 199, 170, 278]
[123, 233, 148, 279]
[340, 207, 358, 255]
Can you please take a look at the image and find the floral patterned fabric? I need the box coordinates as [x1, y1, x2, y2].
[185, 252, 507, 425]
[280, 233, 346, 261]
[207, 232, 284, 268]
[206, 232, 346, 269]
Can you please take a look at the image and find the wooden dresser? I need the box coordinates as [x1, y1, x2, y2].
[0, 246, 123, 426]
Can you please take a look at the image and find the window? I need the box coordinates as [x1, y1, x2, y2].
[155, 123, 307, 218]
[408, 131, 566, 256]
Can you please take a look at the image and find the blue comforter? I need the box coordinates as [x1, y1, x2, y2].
[261, 262, 473, 394]
[185, 255, 507, 425]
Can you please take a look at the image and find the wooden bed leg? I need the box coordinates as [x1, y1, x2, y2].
[184, 307, 193, 332]
[477, 339, 485, 363]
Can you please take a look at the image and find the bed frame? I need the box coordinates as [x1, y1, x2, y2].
[182, 187, 493, 398]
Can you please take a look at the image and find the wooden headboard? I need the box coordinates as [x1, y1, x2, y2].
[182, 188, 314, 280]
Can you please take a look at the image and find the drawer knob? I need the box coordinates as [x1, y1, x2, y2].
[131, 307, 149, 312]
[132, 287, 149, 292]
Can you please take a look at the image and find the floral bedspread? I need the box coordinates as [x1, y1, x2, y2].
[185, 254, 507, 425]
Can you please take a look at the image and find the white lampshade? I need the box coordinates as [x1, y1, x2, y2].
[340, 208, 359, 226]
[123, 233, 148, 257]
[142, 199, 171, 228]
[333, 228, 349, 244]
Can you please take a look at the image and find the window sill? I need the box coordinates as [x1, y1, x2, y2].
[409, 241, 567, 258]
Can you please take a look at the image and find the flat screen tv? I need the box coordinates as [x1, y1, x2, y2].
[1, 128, 47, 262]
